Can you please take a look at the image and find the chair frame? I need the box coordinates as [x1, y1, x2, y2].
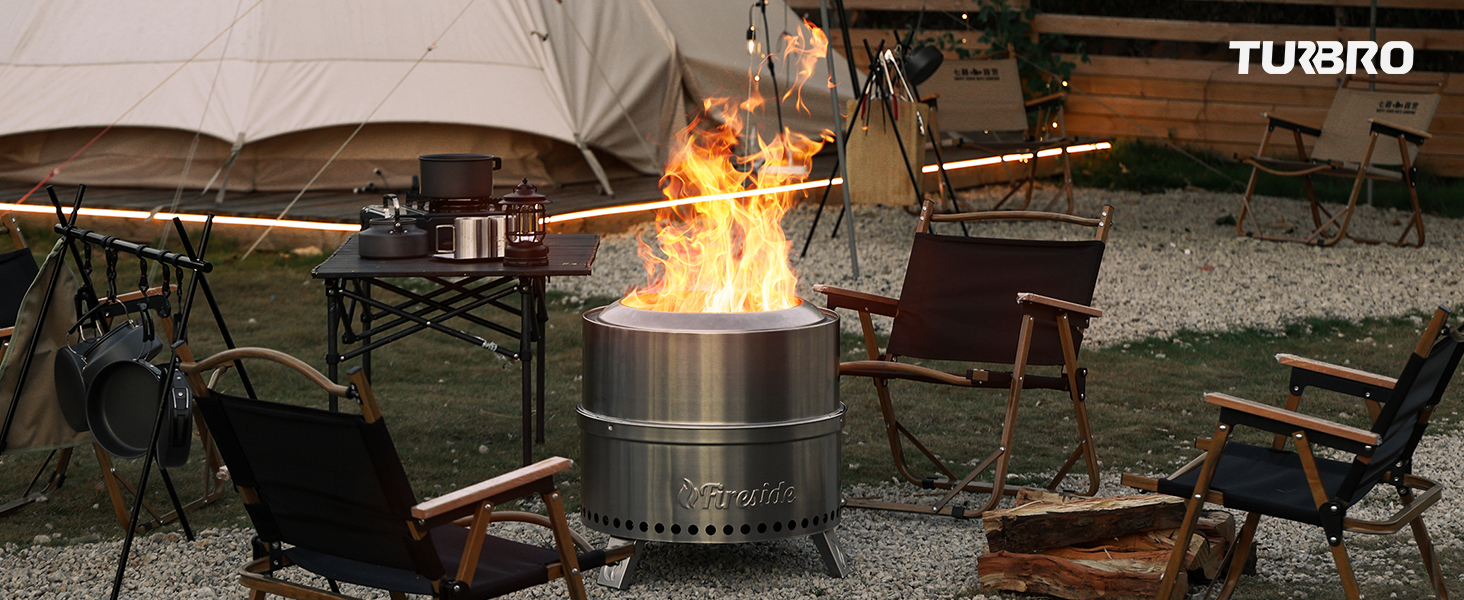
[180, 347, 632, 600]
[1235, 75, 1445, 248]
[1124, 308, 1460, 600]
[817, 200, 1111, 518]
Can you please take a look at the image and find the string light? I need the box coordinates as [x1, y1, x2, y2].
[0, 203, 361, 232]
[548, 142, 1111, 224]
[2, 144, 1113, 231]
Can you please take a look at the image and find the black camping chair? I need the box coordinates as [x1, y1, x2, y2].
[816, 200, 1112, 517]
[182, 347, 631, 600]
[1124, 307, 1464, 600]
[0, 214, 39, 361]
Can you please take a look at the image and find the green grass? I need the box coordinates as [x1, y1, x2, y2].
[1072, 139, 1464, 218]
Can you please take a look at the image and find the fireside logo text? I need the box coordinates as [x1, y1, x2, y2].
[677, 478, 796, 510]
[1230, 41, 1413, 75]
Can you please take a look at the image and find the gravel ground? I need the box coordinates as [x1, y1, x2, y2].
[5, 188, 1464, 599]
[554, 186, 1464, 346]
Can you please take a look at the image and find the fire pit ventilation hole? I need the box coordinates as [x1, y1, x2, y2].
[589, 513, 838, 537]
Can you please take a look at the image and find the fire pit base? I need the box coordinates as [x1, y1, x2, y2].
[595, 530, 849, 589]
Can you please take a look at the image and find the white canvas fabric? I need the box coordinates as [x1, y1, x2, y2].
[0, 0, 855, 192]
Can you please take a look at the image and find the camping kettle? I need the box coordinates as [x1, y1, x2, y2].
[359, 195, 430, 259]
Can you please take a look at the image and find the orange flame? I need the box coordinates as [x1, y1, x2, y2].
[623, 23, 829, 313]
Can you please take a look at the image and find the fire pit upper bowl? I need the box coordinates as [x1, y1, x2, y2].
[582, 300, 839, 424]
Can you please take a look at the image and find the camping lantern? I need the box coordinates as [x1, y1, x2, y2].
[502, 178, 550, 267]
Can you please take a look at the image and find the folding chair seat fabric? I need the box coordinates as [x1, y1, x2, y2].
[1125, 307, 1464, 600]
[186, 347, 624, 600]
[889, 234, 1103, 365]
[0, 247, 39, 331]
[1235, 76, 1443, 247]
[818, 201, 1111, 518]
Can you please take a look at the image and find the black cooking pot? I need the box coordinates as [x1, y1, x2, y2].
[360, 216, 431, 259]
[359, 195, 432, 259]
[419, 153, 501, 199]
[53, 320, 163, 433]
[155, 370, 194, 468]
[53, 337, 101, 432]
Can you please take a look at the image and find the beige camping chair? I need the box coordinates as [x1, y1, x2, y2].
[1236, 75, 1444, 247]
[920, 55, 1097, 214]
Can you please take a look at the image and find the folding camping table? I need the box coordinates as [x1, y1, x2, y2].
[311, 234, 598, 465]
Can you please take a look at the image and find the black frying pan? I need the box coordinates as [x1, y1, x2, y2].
[86, 358, 165, 459]
[54, 321, 160, 433]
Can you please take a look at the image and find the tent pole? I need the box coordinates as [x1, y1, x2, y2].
[820, 0, 859, 279]
[576, 138, 616, 197]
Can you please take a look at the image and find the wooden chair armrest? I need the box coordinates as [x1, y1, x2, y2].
[838, 360, 974, 386]
[1275, 353, 1396, 390]
[412, 457, 573, 520]
[1205, 392, 1379, 447]
[1370, 118, 1431, 144]
[0, 325, 12, 341]
[1120, 473, 1160, 492]
[1263, 113, 1322, 137]
[814, 284, 898, 318]
[1017, 293, 1102, 318]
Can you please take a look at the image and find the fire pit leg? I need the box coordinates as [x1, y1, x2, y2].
[594, 537, 644, 590]
[810, 530, 850, 578]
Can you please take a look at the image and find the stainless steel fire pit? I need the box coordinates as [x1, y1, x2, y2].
[579, 300, 848, 586]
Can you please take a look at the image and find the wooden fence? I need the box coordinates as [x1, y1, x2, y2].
[793, 0, 1464, 175]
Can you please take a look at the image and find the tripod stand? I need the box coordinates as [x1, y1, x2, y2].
[801, 40, 967, 258]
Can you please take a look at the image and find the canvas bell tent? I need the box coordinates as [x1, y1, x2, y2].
[0, 0, 854, 195]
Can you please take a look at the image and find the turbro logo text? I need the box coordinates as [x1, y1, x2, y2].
[1230, 41, 1413, 75]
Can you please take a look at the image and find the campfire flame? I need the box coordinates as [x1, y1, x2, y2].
[622, 23, 830, 313]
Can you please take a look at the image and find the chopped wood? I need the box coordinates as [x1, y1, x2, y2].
[984, 494, 1186, 553]
[1013, 487, 1087, 505]
[979, 496, 1239, 599]
[978, 550, 1187, 600]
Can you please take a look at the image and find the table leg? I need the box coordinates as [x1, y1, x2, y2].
[361, 281, 372, 382]
[519, 277, 533, 466]
[325, 278, 340, 411]
[535, 277, 546, 445]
